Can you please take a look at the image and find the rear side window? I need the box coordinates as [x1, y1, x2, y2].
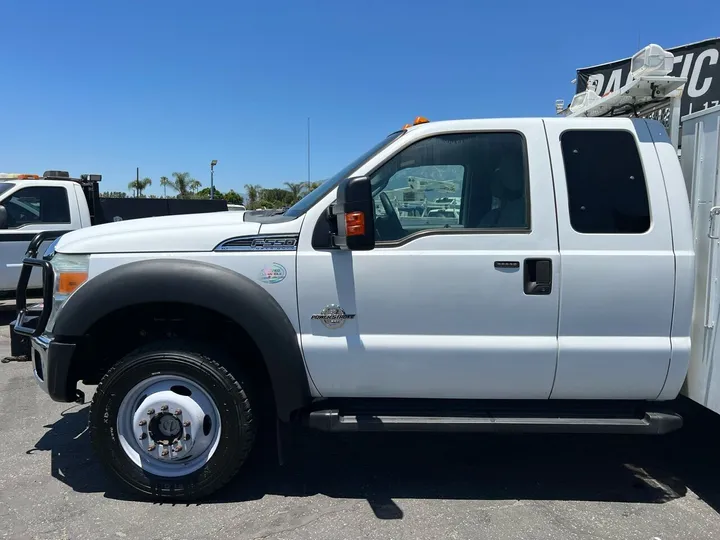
[561, 130, 650, 234]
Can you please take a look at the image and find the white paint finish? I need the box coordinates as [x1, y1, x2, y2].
[543, 118, 676, 399]
[258, 216, 305, 236]
[552, 337, 674, 399]
[642, 119, 695, 400]
[0, 180, 86, 290]
[303, 334, 557, 398]
[296, 119, 561, 399]
[56, 211, 259, 254]
[680, 106, 720, 410]
[87, 251, 301, 333]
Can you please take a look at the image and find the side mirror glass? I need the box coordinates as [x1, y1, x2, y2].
[331, 176, 375, 250]
[0, 205, 7, 229]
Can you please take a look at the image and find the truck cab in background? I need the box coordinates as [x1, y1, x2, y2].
[0, 172, 92, 294]
[0, 170, 230, 300]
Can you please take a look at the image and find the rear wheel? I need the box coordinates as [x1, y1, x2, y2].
[89, 341, 257, 500]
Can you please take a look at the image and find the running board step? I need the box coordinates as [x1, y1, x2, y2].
[307, 410, 682, 435]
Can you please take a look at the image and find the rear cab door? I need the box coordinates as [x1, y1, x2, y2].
[0, 181, 82, 291]
[543, 118, 676, 399]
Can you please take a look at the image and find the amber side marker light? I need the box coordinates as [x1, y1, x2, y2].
[345, 211, 366, 236]
[57, 272, 88, 295]
[413, 116, 430, 125]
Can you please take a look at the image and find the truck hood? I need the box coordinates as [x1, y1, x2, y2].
[56, 211, 264, 254]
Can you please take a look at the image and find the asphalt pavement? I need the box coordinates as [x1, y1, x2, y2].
[2, 312, 720, 540]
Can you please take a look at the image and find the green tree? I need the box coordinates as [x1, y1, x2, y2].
[224, 189, 244, 205]
[303, 180, 323, 194]
[165, 172, 194, 199]
[188, 179, 202, 194]
[258, 188, 294, 209]
[128, 177, 152, 197]
[284, 182, 304, 203]
[159, 176, 172, 198]
[244, 184, 262, 209]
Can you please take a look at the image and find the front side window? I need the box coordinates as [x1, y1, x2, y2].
[4, 186, 71, 228]
[369, 132, 529, 243]
[561, 130, 650, 234]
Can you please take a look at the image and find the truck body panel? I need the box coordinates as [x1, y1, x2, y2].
[682, 105, 720, 411]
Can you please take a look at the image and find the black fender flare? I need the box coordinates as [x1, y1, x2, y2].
[53, 258, 311, 421]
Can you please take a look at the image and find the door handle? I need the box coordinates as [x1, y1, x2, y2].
[524, 258, 552, 295]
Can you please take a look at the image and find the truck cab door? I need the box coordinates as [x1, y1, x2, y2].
[0, 184, 78, 293]
[296, 120, 561, 399]
[543, 119, 676, 399]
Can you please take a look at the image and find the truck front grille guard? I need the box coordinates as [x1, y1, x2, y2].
[14, 231, 69, 337]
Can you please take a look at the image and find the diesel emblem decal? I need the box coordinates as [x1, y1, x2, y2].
[311, 304, 356, 329]
[259, 263, 287, 284]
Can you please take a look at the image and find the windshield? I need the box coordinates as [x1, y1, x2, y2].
[282, 130, 404, 218]
[0, 183, 15, 198]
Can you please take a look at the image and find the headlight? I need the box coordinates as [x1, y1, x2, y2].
[46, 253, 89, 332]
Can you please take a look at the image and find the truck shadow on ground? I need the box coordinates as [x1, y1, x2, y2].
[29, 397, 720, 518]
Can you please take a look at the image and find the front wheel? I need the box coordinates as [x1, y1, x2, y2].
[89, 341, 257, 500]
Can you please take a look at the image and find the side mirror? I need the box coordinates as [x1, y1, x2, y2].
[331, 176, 375, 250]
[0, 205, 7, 229]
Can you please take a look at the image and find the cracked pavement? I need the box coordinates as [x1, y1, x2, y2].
[2, 315, 720, 540]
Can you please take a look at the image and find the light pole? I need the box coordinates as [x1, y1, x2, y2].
[210, 160, 218, 199]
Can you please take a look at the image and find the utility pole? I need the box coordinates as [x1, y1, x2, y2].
[307, 117, 311, 185]
[136, 167, 139, 197]
[210, 160, 218, 199]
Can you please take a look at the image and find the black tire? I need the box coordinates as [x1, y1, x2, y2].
[89, 340, 257, 501]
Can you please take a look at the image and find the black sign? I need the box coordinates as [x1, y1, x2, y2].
[576, 38, 720, 118]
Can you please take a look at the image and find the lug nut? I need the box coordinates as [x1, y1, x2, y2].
[148, 444, 156, 451]
[174, 445, 182, 452]
[183, 420, 190, 427]
[161, 449, 169, 457]
[139, 433, 147, 440]
[146, 408, 155, 415]
[174, 408, 182, 415]
[160, 405, 169, 412]
[138, 419, 147, 426]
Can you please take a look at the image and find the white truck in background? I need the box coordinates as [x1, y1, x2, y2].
[0, 171, 229, 299]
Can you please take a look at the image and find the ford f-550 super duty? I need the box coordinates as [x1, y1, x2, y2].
[15, 115, 694, 500]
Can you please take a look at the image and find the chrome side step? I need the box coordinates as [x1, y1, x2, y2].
[307, 410, 682, 435]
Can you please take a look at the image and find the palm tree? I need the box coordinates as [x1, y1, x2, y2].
[303, 180, 323, 194]
[128, 177, 152, 197]
[188, 179, 202, 195]
[165, 172, 193, 199]
[159, 176, 171, 198]
[284, 182, 304, 203]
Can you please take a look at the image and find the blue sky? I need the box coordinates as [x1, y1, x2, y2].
[1, 0, 718, 196]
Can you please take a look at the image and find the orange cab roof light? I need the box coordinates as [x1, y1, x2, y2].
[413, 116, 430, 125]
[17, 174, 41, 179]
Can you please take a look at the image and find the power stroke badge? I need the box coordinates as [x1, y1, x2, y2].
[311, 304, 356, 329]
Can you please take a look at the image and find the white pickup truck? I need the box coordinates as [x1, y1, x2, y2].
[0, 171, 228, 299]
[15, 115, 695, 500]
